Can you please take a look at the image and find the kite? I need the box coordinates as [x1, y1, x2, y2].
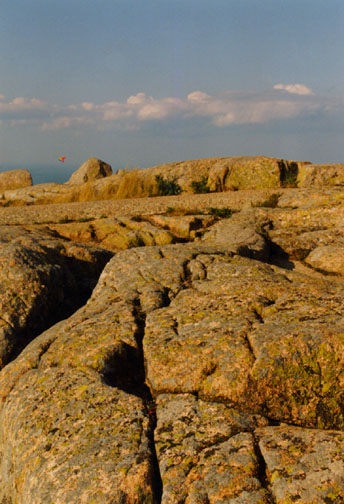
[58, 156, 66, 163]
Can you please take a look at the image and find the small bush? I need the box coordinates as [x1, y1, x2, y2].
[191, 176, 210, 194]
[280, 162, 298, 188]
[58, 217, 73, 224]
[207, 207, 232, 219]
[282, 171, 298, 187]
[155, 174, 182, 196]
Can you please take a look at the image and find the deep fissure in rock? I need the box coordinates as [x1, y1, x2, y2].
[102, 297, 163, 502]
[253, 436, 276, 502]
[4, 250, 113, 366]
[132, 298, 163, 503]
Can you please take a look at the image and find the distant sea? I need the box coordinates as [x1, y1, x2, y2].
[0, 163, 123, 185]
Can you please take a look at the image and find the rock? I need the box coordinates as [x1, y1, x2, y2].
[298, 163, 344, 187]
[0, 169, 32, 191]
[0, 246, 160, 503]
[305, 245, 344, 275]
[257, 425, 344, 502]
[0, 364, 157, 503]
[0, 156, 308, 206]
[201, 209, 270, 261]
[0, 182, 80, 206]
[259, 203, 344, 261]
[147, 214, 215, 240]
[1, 179, 344, 501]
[0, 226, 112, 368]
[155, 393, 270, 503]
[47, 216, 175, 251]
[67, 157, 112, 184]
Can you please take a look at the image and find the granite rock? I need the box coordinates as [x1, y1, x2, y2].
[257, 425, 344, 502]
[67, 157, 113, 185]
[0, 226, 112, 368]
[0, 180, 344, 502]
[0, 169, 32, 191]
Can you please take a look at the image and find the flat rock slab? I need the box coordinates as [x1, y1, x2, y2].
[305, 245, 344, 274]
[155, 393, 271, 503]
[48, 216, 175, 251]
[142, 251, 344, 428]
[201, 209, 270, 261]
[257, 425, 344, 502]
[0, 365, 156, 504]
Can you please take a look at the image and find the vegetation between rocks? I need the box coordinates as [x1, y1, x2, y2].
[190, 176, 210, 194]
[155, 174, 182, 196]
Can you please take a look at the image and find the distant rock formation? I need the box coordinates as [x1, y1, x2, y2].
[67, 157, 112, 184]
[0, 169, 32, 191]
[1, 155, 344, 211]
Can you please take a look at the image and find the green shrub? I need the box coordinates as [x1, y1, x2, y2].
[280, 162, 298, 188]
[155, 174, 182, 196]
[207, 207, 232, 218]
[191, 176, 210, 194]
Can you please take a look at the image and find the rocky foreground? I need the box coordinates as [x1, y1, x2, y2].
[0, 158, 344, 502]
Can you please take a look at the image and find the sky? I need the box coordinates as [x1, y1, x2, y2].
[1, 0, 344, 183]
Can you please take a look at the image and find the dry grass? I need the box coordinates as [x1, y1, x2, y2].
[114, 170, 157, 199]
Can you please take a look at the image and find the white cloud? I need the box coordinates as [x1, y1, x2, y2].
[187, 91, 211, 103]
[0, 96, 49, 119]
[273, 83, 314, 96]
[81, 102, 95, 111]
[127, 93, 147, 105]
[0, 87, 326, 131]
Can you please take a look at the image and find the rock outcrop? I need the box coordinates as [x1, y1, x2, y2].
[0, 156, 307, 206]
[67, 157, 113, 185]
[0, 169, 32, 191]
[0, 173, 344, 502]
[0, 226, 112, 368]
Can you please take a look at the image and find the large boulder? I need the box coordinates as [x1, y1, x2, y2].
[0, 226, 112, 368]
[67, 157, 112, 185]
[0, 169, 32, 191]
[298, 163, 344, 187]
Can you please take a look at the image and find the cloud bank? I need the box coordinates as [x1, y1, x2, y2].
[273, 83, 314, 96]
[0, 84, 329, 131]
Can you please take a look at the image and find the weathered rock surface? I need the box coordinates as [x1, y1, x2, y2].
[2, 156, 344, 207]
[67, 157, 113, 185]
[201, 209, 270, 261]
[47, 216, 175, 251]
[0, 155, 307, 206]
[0, 169, 32, 191]
[257, 425, 344, 502]
[0, 180, 344, 502]
[155, 393, 270, 503]
[0, 226, 112, 368]
[298, 162, 344, 187]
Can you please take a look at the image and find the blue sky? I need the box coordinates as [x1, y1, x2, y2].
[1, 0, 344, 182]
